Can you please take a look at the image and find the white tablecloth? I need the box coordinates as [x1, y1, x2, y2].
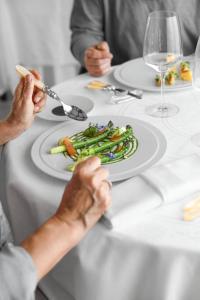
[2, 68, 200, 299]
[0, 0, 79, 94]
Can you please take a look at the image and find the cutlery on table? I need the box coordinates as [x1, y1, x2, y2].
[111, 94, 138, 104]
[104, 85, 143, 99]
[87, 81, 143, 100]
[16, 65, 87, 121]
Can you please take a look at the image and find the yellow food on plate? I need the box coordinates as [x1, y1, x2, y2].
[167, 66, 177, 73]
[155, 68, 178, 86]
[165, 72, 176, 85]
[166, 54, 176, 63]
[180, 61, 191, 72]
[154, 60, 192, 86]
[180, 70, 192, 81]
[155, 75, 161, 87]
[180, 61, 193, 81]
[165, 69, 178, 86]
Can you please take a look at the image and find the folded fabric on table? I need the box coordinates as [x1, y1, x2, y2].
[105, 154, 200, 230]
[141, 154, 200, 203]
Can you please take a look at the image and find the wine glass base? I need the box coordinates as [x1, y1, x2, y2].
[191, 133, 200, 147]
[145, 103, 179, 118]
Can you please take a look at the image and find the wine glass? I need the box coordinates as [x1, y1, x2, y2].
[143, 10, 183, 118]
[191, 35, 200, 146]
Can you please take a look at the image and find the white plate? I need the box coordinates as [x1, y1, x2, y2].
[37, 94, 94, 121]
[31, 116, 167, 182]
[114, 58, 192, 92]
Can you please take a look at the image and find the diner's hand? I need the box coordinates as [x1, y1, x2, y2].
[7, 72, 46, 133]
[21, 157, 111, 280]
[0, 71, 46, 145]
[30, 69, 47, 114]
[84, 41, 113, 76]
[56, 156, 112, 229]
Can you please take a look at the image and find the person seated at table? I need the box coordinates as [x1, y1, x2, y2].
[70, 0, 199, 76]
[0, 71, 111, 299]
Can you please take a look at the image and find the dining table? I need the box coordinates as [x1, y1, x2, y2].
[2, 59, 200, 300]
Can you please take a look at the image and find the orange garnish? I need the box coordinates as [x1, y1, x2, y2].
[116, 145, 123, 152]
[63, 137, 77, 156]
[110, 135, 121, 141]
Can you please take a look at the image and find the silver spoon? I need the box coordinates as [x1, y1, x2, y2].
[16, 65, 87, 121]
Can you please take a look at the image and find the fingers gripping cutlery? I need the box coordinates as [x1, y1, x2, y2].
[16, 65, 87, 121]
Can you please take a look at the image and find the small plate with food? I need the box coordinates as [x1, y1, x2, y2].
[114, 57, 193, 92]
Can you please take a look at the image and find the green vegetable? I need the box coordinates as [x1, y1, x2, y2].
[50, 128, 111, 154]
[100, 138, 138, 164]
[50, 121, 138, 172]
[73, 129, 111, 149]
[50, 145, 66, 154]
[67, 136, 138, 171]
[180, 61, 190, 68]
[80, 126, 133, 156]
[83, 125, 99, 137]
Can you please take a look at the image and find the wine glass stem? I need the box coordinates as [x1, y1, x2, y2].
[160, 71, 166, 110]
[160, 72, 165, 103]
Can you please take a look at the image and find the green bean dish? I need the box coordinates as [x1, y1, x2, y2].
[50, 121, 138, 171]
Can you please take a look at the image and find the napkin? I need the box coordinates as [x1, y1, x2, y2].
[104, 154, 200, 230]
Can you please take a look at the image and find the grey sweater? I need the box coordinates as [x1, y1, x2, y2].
[0, 202, 37, 300]
[0, 145, 37, 300]
[70, 0, 200, 66]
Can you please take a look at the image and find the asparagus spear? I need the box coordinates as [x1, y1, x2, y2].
[50, 128, 112, 154]
[100, 138, 138, 164]
[80, 126, 133, 156]
[67, 137, 138, 171]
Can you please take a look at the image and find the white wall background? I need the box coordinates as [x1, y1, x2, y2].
[0, 0, 79, 94]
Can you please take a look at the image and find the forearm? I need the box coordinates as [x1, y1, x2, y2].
[21, 156, 111, 281]
[70, 0, 104, 65]
[0, 120, 24, 145]
[21, 216, 86, 281]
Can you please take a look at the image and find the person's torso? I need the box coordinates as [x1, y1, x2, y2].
[102, 0, 200, 65]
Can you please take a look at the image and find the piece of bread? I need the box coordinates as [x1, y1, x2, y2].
[183, 196, 200, 221]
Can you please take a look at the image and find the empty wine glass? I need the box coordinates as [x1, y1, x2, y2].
[191, 35, 200, 146]
[143, 10, 183, 117]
